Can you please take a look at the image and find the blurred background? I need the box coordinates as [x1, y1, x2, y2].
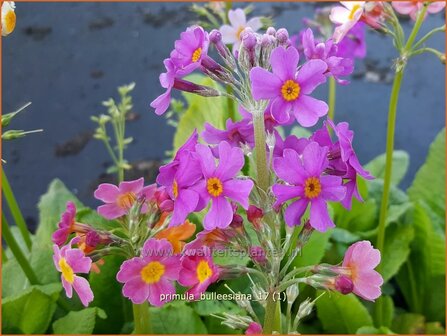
[2, 2, 445, 231]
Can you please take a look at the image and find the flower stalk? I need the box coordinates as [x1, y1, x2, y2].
[132, 302, 152, 334]
[328, 76, 336, 121]
[2, 169, 32, 250]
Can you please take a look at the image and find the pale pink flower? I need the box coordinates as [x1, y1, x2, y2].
[220, 9, 262, 52]
[330, 2, 366, 43]
[392, 1, 445, 21]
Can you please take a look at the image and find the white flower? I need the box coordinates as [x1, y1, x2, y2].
[2, 1, 16, 37]
[219, 9, 262, 53]
[330, 1, 365, 43]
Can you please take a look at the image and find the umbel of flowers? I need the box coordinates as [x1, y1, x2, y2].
[50, 2, 447, 334]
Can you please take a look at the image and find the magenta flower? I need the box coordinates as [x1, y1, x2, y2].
[116, 238, 181, 306]
[150, 58, 177, 116]
[239, 103, 294, 132]
[195, 141, 254, 230]
[311, 119, 373, 209]
[157, 137, 204, 226]
[53, 239, 94, 307]
[301, 28, 354, 85]
[202, 118, 255, 149]
[272, 142, 346, 231]
[341, 240, 383, 301]
[170, 26, 209, 76]
[250, 46, 328, 127]
[245, 322, 263, 335]
[336, 22, 366, 60]
[94, 178, 153, 220]
[178, 247, 220, 299]
[273, 132, 310, 158]
[392, 1, 445, 21]
[52, 202, 90, 246]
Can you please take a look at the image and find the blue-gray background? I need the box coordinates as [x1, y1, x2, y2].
[2, 2, 445, 229]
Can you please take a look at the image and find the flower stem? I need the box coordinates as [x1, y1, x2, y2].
[252, 110, 270, 193]
[133, 302, 152, 334]
[328, 76, 336, 121]
[226, 85, 236, 121]
[2, 214, 39, 285]
[263, 293, 278, 334]
[2, 169, 32, 250]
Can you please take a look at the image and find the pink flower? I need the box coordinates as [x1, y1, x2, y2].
[53, 239, 94, 307]
[116, 238, 181, 306]
[52, 202, 90, 246]
[246, 322, 263, 335]
[220, 9, 262, 53]
[341, 240, 383, 301]
[94, 178, 154, 220]
[195, 141, 254, 229]
[202, 118, 255, 149]
[250, 46, 328, 127]
[330, 2, 365, 43]
[392, 1, 445, 21]
[272, 142, 346, 231]
[178, 247, 220, 299]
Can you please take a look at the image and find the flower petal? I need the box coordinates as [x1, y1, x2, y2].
[94, 183, 120, 203]
[297, 59, 327, 95]
[216, 142, 244, 180]
[97, 203, 126, 220]
[72, 276, 94, 307]
[270, 46, 300, 81]
[250, 67, 283, 100]
[293, 95, 328, 128]
[204, 197, 233, 229]
[284, 199, 308, 227]
[309, 198, 334, 232]
[223, 179, 254, 209]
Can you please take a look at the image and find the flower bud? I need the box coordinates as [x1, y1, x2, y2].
[247, 205, 263, 230]
[209, 29, 237, 68]
[296, 298, 314, 320]
[286, 284, 299, 304]
[249, 246, 267, 265]
[276, 28, 289, 44]
[266, 27, 276, 36]
[173, 78, 221, 97]
[335, 275, 354, 295]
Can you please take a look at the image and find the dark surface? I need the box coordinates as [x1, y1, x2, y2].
[2, 2, 445, 230]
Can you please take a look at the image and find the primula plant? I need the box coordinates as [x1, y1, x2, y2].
[2, 1, 446, 335]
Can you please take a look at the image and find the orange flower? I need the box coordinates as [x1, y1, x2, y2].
[155, 220, 196, 253]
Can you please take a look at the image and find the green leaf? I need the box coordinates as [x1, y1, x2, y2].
[381, 222, 414, 282]
[396, 204, 445, 321]
[331, 228, 361, 244]
[35, 179, 83, 246]
[372, 295, 395, 328]
[365, 150, 409, 186]
[173, 74, 228, 153]
[356, 326, 394, 334]
[289, 126, 311, 138]
[2, 283, 61, 334]
[89, 255, 130, 333]
[192, 297, 244, 316]
[150, 301, 207, 334]
[316, 292, 373, 334]
[392, 313, 425, 334]
[52, 307, 107, 334]
[408, 128, 445, 225]
[292, 230, 331, 268]
[425, 322, 446, 334]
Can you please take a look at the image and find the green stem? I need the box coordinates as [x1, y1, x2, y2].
[2, 214, 39, 284]
[133, 302, 152, 334]
[413, 25, 445, 50]
[2, 170, 32, 250]
[226, 85, 236, 121]
[263, 293, 277, 334]
[252, 110, 270, 193]
[2, 247, 8, 262]
[328, 76, 336, 121]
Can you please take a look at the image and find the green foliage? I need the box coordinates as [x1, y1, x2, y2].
[372, 295, 395, 328]
[2, 284, 61, 334]
[192, 297, 244, 316]
[316, 292, 373, 334]
[173, 74, 228, 152]
[291, 230, 331, 268]
[356, 326, 394, 334]
[52, 308, 107, 334]
[365, 150, 409, 186]
[150, 301, 208, 334]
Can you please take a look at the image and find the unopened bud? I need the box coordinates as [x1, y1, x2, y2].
[276, 28, 289, 44]
[266, 27, 276, 36]
[249, 246, 267, 265]
[286, 284, 299, 304]
[334, 275, 354, 295]
[247, 205, 263, 230]
[297, 298, 314, 319]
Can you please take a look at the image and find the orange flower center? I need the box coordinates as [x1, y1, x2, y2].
[172, 180, 179, 199]
[116, 192, 137, 210]
[236, 26, 245, 39]
[197, 260, 213, 283]
[191, 47, 202, 62]
[206, 177, 224, 197]
[304, 177, 322, 199]
[281, 80, 301, 102]
[348, 4, 361, 20]
[140, 261, 165, 284]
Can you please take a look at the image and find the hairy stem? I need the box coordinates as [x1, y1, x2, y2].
[133, 302, 152, 334]
[2, 170, 32, 250]
[328, 76, 336, 121]
[263, 293, 277, 334]
[252, 110, 270, 193]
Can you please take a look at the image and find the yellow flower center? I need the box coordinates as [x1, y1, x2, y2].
[59, 258, 75, 284]
[116, 192, 137, 210]
[304, 177, 322, 199]
[281, 80, 301, 102]
[348, 4, 361, 20]
[236, 26, 245, 40]
[3, 8, 16, 35]
[172, 180, 179, 199]
[191, 47, 202, 62]
[206, 177, 224, 197]
[140, 261, 165, 284]
[197, 260, 213, 283]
